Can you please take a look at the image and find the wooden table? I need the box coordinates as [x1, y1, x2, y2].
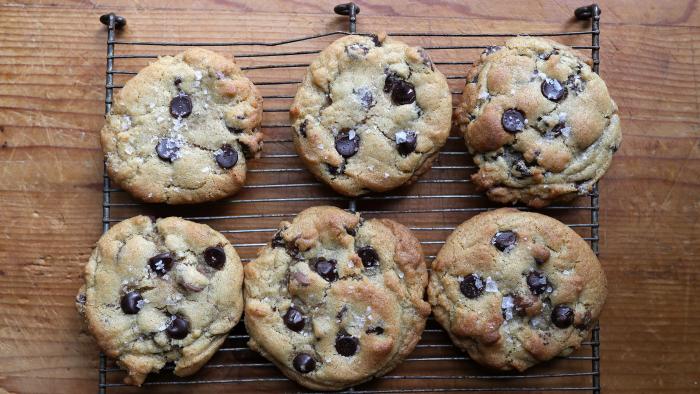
[1, 1, 698, 393]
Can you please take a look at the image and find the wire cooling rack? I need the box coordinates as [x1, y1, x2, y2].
[98, 3, 603, 393]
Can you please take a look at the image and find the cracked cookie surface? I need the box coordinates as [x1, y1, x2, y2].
[290, 34, 452, 196]
[455, 37, 621, 207]
[244, 206, 430, 390]
[76, 216, 244, 385]
[102, 48, 263, 204]
[428, 208, 606, 371]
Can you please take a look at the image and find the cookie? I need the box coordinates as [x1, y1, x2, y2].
[428, 208, 606, 371]
[102, 48, 264, 204]
[76, 216, 244, 385]
[244, 206, 431, 390]
[454, 37, 621, 207]
[290, 33, 452, 196]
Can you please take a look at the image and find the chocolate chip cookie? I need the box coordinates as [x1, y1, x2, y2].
[76, 216, 244, 385]
[290, 33, 452, 196]
[455, 37, 621, 207]
[244, 206, 431, 390]
[102, 48, 263, 204]
[428, 208, 606, 371]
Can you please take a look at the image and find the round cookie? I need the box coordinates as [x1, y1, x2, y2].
[76, 216, 244, 386]
[244, 206, 431, 390]
[454, 37, 621, 207]
[290, 33, 452, 196]
[102, 48, 263, 204]
[427, 208, 606, 371]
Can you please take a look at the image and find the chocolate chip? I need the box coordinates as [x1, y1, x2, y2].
[76, 293, 87, 305]
[460, 273, 485, 299]
[366, 326, 384, 335]
[550, 123, 568, 137]
[174, 77, 182, 86]
[512, 295, 533, 316]
[492, 231, 517, 252]
[395, 130, 417, 156]
[417, 48, 434, 70]
[169, 92, 192, 118]
[335, 130, 360, 158]
[293, 353, 316, 373]
[483, 46, 502, 55]
[148, 253, 173, 276]
[391, 80, 416, 105]
[283, 306, 305, 332]
[335, 333, 359, 356]
[345, 43, 369, 58]
[271, 231, 285, 248]
[227, 126, 243, 134]
[313, 258, 338, 282]
[384, 73, 400, 93]
[345, 226, 356, 236]
[240, 143, 253, 160]
[471, 74, 479, 84]
[353, 87, 376, 109]
[298, 120, 308, 138]
[370, 34, 381, 47]
[215, 144, 238, 169]
[501, 109, 526, 133]
[203, 246, 226, 270]
[566, 74, 585, 94]
[526, 271, 548, 295]
[120, 291, 143, 314]
[336, 306, 348, 320]
[541, 78, 567, 102]
[610, 144, 619, 153]
[155, 138, 180, 162]
[357, 246, 379, 268]
[166, 315, 189, 339]
[551, 305, 575, 328]
[327, 163, 345, 175]
[538, 49, 559, 60]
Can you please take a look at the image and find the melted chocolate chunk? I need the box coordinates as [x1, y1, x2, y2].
[335, 334, 359, 356]
[501, 109, 526, 133]
[227, 126, 243, 134]
[460, 273, 485, 299]
[384, 73, 400, 93]
[293, 353, 316, 373]
[550, 123, 568, 138]
[215, 144, 238, 169]
[203, 246, 226, 270]
[166, 315, 189, 339]
[313, 258, 338, 282]
[357, 246, 379, 268]
[169, 92, 192, 118]
[155, 138, 180, 162]
[120, 291, 143, 314]
[335, 130, 360, 158]
[148, 253, 174, 276]
[370, 34, 381, 47]
[395, 130, 417, 156]
[541, 78, 567, 102]
[366, 326, 384, 335]
[283, 306, 305, 332]
[551, 305, 575, 328]
[391, 80, 416, 105]
[526, 270, 548, 295]
[174, 77, 182, 86]
[492, 231, 517, 252]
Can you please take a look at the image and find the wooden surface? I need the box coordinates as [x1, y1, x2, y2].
[0, 1, 698, 393]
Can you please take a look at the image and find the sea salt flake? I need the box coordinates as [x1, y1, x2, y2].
[201, 167, 210, 173]
[215, 71, 225, 79]
[121, 116, 131, 130]
[485, 277, 498, 292]
[317, 144, 324, 150]
[136, 300, 145, 309]
[124, 145, 134, 155]
[194, 70, 203, 81]
[384, 172, 390, 179]
[395, 130, 408, 144]
[478, 91, 490, 100]
[367, 315, 373, 321]
[558, 112, 568, 122]
[398, 271, 404, 279]
[348, 129, 356, 140]
[367, 165, 374, 171]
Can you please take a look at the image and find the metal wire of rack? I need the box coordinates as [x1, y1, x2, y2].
[98, 3, 603, 393]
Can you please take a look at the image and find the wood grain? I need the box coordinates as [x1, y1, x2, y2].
[0, 1, 699, 393]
